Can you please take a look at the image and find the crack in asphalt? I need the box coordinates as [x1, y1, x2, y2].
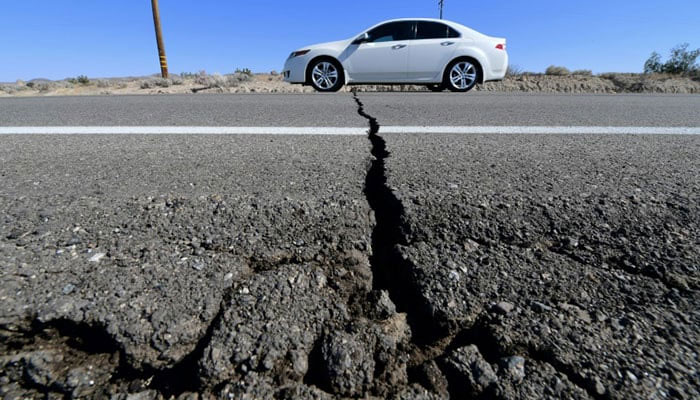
[351, 91, 605, 399]
[352, 91, 435, 340]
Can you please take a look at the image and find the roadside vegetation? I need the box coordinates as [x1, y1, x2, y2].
[3, 53, 700, 96]
[0, 69, 256, 95]
[644, 43, 699, 76]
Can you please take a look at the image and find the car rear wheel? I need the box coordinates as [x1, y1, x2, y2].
[426, 84, 445, 92]
[308, 59, 344, 92]
[444, 59, 479, 92]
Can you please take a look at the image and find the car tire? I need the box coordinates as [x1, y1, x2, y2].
[426, 84, 445, 92]
[307, 58, 344, 92]
[444, 59, 481, 93]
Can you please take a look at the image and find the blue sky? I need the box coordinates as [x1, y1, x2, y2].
[1, 0, 698, 81]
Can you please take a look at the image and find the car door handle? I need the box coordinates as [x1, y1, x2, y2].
[391, 44, 407, 50]
[441, 41, 455, 46]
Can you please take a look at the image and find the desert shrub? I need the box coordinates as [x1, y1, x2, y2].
[155, 78, 171, 88]
[35, 83, 51, 92]
[194, 70, 211, 86]
[171, 75, 183, 85]
[210, 73, 227, 87]
[140, 78, 171, 89]
[545, 66, 570, 76]
[180, 72, 198, 79]
[235, 68, 253, 76]
[96, 80, 110, 88]
[571, 69, 593, 76]
[599, 72, 619, 80]
[229, 71, 252, 83]
[26, 82, 35, 88]
[644, 43, 700, 75]
[506, 64, 523, 77]
[270, 70, 279, 76]
[67, 75, 90, 85]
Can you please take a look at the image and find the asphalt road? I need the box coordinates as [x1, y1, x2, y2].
[1, 93, 698, 400]
[2, 93, 700, 127]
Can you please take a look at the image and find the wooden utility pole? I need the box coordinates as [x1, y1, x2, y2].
[151, 0, 168, 78]
[439, 0, 444, 19]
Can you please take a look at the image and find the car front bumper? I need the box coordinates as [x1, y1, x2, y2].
[283, 56, 308, 84]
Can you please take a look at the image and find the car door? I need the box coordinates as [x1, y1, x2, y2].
[408, 21, 460, 81]
[342, 21, 414, 83]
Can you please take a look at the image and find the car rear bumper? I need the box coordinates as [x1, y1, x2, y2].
[283, 56, 307, 84]
[485, 51, 508, 81]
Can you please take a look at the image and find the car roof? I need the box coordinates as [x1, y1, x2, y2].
[365, 18, 482, 37]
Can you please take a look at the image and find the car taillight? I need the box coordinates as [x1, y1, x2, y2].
[495, 44, 505, 51]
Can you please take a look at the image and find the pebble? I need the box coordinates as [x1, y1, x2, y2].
[501, 356, 526, 380]
[88, 253, 106, 263]
[192, 260, 205, 271]
[62, 284, 76, 295]
[594, 377, 606, 395]
[495, 301, 515, 315]
[223, 272, 234, 281]
[531, 301, 552, 313]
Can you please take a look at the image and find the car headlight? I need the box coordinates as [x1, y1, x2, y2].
[289, 50, 310, 59]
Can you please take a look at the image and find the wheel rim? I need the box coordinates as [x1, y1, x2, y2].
[312, 62, 338, 90]
[450, 62, 477, 89]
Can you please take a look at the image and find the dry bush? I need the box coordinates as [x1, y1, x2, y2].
[506, 64, 523, 77]
[545, 66, 570, 76]
[67, 75, 91, 85]
[0, 85, 17, 94]
[140, 78, 172, 89]
[190, 71, 252, 89]
[235, 68, 253, 76]
[572, 69, 593, 76]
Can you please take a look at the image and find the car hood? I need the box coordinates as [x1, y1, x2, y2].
[302, 39, 352, 51]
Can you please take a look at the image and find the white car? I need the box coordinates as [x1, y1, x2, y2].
[283, 18, 508, 93]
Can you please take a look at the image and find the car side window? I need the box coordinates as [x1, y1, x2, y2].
[366, 22, 414, 43]
[447, 26, 461, 38]
[416, 21, 460, 40]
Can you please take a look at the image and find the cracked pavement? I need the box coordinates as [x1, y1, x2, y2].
[1, 93, 699, 399]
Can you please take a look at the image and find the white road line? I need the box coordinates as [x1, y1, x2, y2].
[381, 126, 700, 135]
[0, 126, 699, 135]
[0, 126, 368, 135]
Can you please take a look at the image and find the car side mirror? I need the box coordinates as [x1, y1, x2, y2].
[353, 32, 370, 45]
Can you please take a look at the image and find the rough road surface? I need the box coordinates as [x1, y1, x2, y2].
[1, 93, 699, 399]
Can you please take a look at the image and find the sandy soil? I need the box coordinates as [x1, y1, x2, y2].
[2, 73, 699, 97]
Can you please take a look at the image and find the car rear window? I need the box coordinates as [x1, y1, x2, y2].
[416, 21, 460, 40]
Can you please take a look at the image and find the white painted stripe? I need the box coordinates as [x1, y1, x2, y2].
[0, 126, 698, 135]
[381, 126, 700, 135]
[0, 126, 368, 135]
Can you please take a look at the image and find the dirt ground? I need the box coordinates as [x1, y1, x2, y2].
[2, 72, 699, 97]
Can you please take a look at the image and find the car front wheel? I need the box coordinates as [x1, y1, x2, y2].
[308, 59, 344, 92]
[444, 60, 479, 92]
